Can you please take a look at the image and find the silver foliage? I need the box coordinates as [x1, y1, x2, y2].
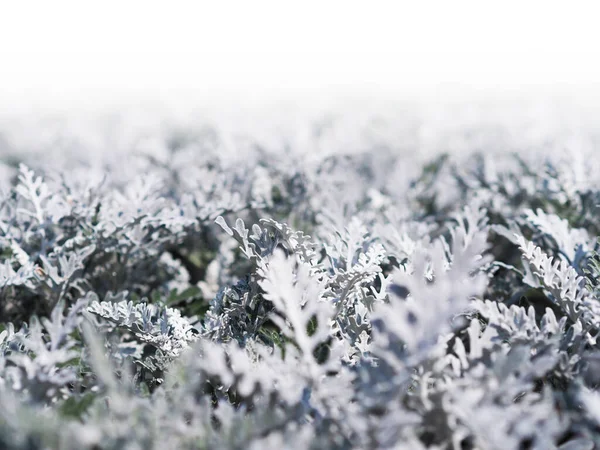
[0, 106, 600, 449]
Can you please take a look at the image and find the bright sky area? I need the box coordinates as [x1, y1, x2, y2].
[0, 1, 599, 110]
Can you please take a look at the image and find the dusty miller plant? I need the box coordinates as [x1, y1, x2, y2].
[1, 108, 600, 449]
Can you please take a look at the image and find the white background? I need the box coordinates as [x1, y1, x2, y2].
[1, 1, 599, 109]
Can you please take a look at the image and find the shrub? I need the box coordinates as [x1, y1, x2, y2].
[1, 109, 600, 449]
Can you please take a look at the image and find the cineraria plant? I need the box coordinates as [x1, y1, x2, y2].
[1, 104, 600, 449]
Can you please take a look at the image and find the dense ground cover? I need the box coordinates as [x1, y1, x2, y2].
[1, 103, 600, 449]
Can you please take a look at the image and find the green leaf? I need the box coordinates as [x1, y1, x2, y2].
[59, 392, 97, 419]
[166, 286, 202, 306]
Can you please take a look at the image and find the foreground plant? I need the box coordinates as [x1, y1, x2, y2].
[1, 112, 600, 449]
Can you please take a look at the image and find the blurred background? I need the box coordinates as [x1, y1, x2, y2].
[0, 0, 599, 178]
[1, 1, 599, 113]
